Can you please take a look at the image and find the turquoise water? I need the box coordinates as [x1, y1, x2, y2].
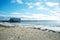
[0, 20, 60, 27]
[11, 20, 60, 27]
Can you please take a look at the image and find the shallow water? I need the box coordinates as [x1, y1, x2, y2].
[0, 20, 60, 31]
[8, 20, 60, 31]
[10, 20, 60, 27]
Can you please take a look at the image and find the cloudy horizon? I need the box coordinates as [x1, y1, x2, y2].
[0, 0, 60, 20]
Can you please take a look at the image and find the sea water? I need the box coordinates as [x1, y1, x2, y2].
[14, 20, 60, 31]
[19, 20, 60, 27]
[0, 20, 60, 31]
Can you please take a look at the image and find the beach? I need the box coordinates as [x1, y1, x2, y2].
[0, 23, 60, 40]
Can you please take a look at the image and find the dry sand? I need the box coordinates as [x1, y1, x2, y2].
[0, 24, 60, 40]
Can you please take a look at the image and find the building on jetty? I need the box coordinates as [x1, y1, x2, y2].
[0, 17, 21, 22]
[9, 18, 21, 22]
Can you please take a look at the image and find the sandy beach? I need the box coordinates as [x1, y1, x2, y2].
[0, 23, 60, 40]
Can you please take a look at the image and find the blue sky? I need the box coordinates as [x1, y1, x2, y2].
[0, 0, 60, 20]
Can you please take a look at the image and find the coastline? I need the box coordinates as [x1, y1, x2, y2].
[0, 23, 60, 40]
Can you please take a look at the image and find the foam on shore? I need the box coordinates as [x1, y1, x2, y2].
[16, 24, 60, 32]
[33, 25, 60, 32]
[0, 23, 60, 32]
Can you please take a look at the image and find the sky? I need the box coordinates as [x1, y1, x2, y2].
[0, 0, 60, 20]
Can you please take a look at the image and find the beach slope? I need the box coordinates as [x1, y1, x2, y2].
[0, 25, 60, 40]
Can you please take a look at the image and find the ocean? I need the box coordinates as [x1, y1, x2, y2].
[0, 20, 60, 27]
[0, 20, 60, 31]
[14, 20, 60, 31]
[17, 20, 60, 27]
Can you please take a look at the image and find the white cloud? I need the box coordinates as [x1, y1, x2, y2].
[21, 13, 59, 20]
[45, 3, 60, 20]
[25, 2, 34, 8]
[9, 11, 60, 20]
[46, 16, 59, 20]
[26, 3, 32, 6]
[25, 12, 31, 15]
[34, 2, 41, 6]
[49, 8, 60, 20]
[31, 14, 59, 20]
[16, 0, 23, 4]
[11, 0, 23, 4]
[29, 5, 33, 8]
[0, 12, 59, 20]
[46, 2, 59, 7]
[36, 6, 49, 10]
[26, 2, 49, 11]
[53, 6, 60, 13]
[49, 6, 60, 15]
[26, 2, 41, 8]
[11, 12, 20, 15]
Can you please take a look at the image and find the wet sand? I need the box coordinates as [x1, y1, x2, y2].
[0, 23, 60, 40]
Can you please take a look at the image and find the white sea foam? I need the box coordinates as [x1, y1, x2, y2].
[34, 25, 60, 32]
[17, 24, 60, 32]
[0, 22, 60, 32]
